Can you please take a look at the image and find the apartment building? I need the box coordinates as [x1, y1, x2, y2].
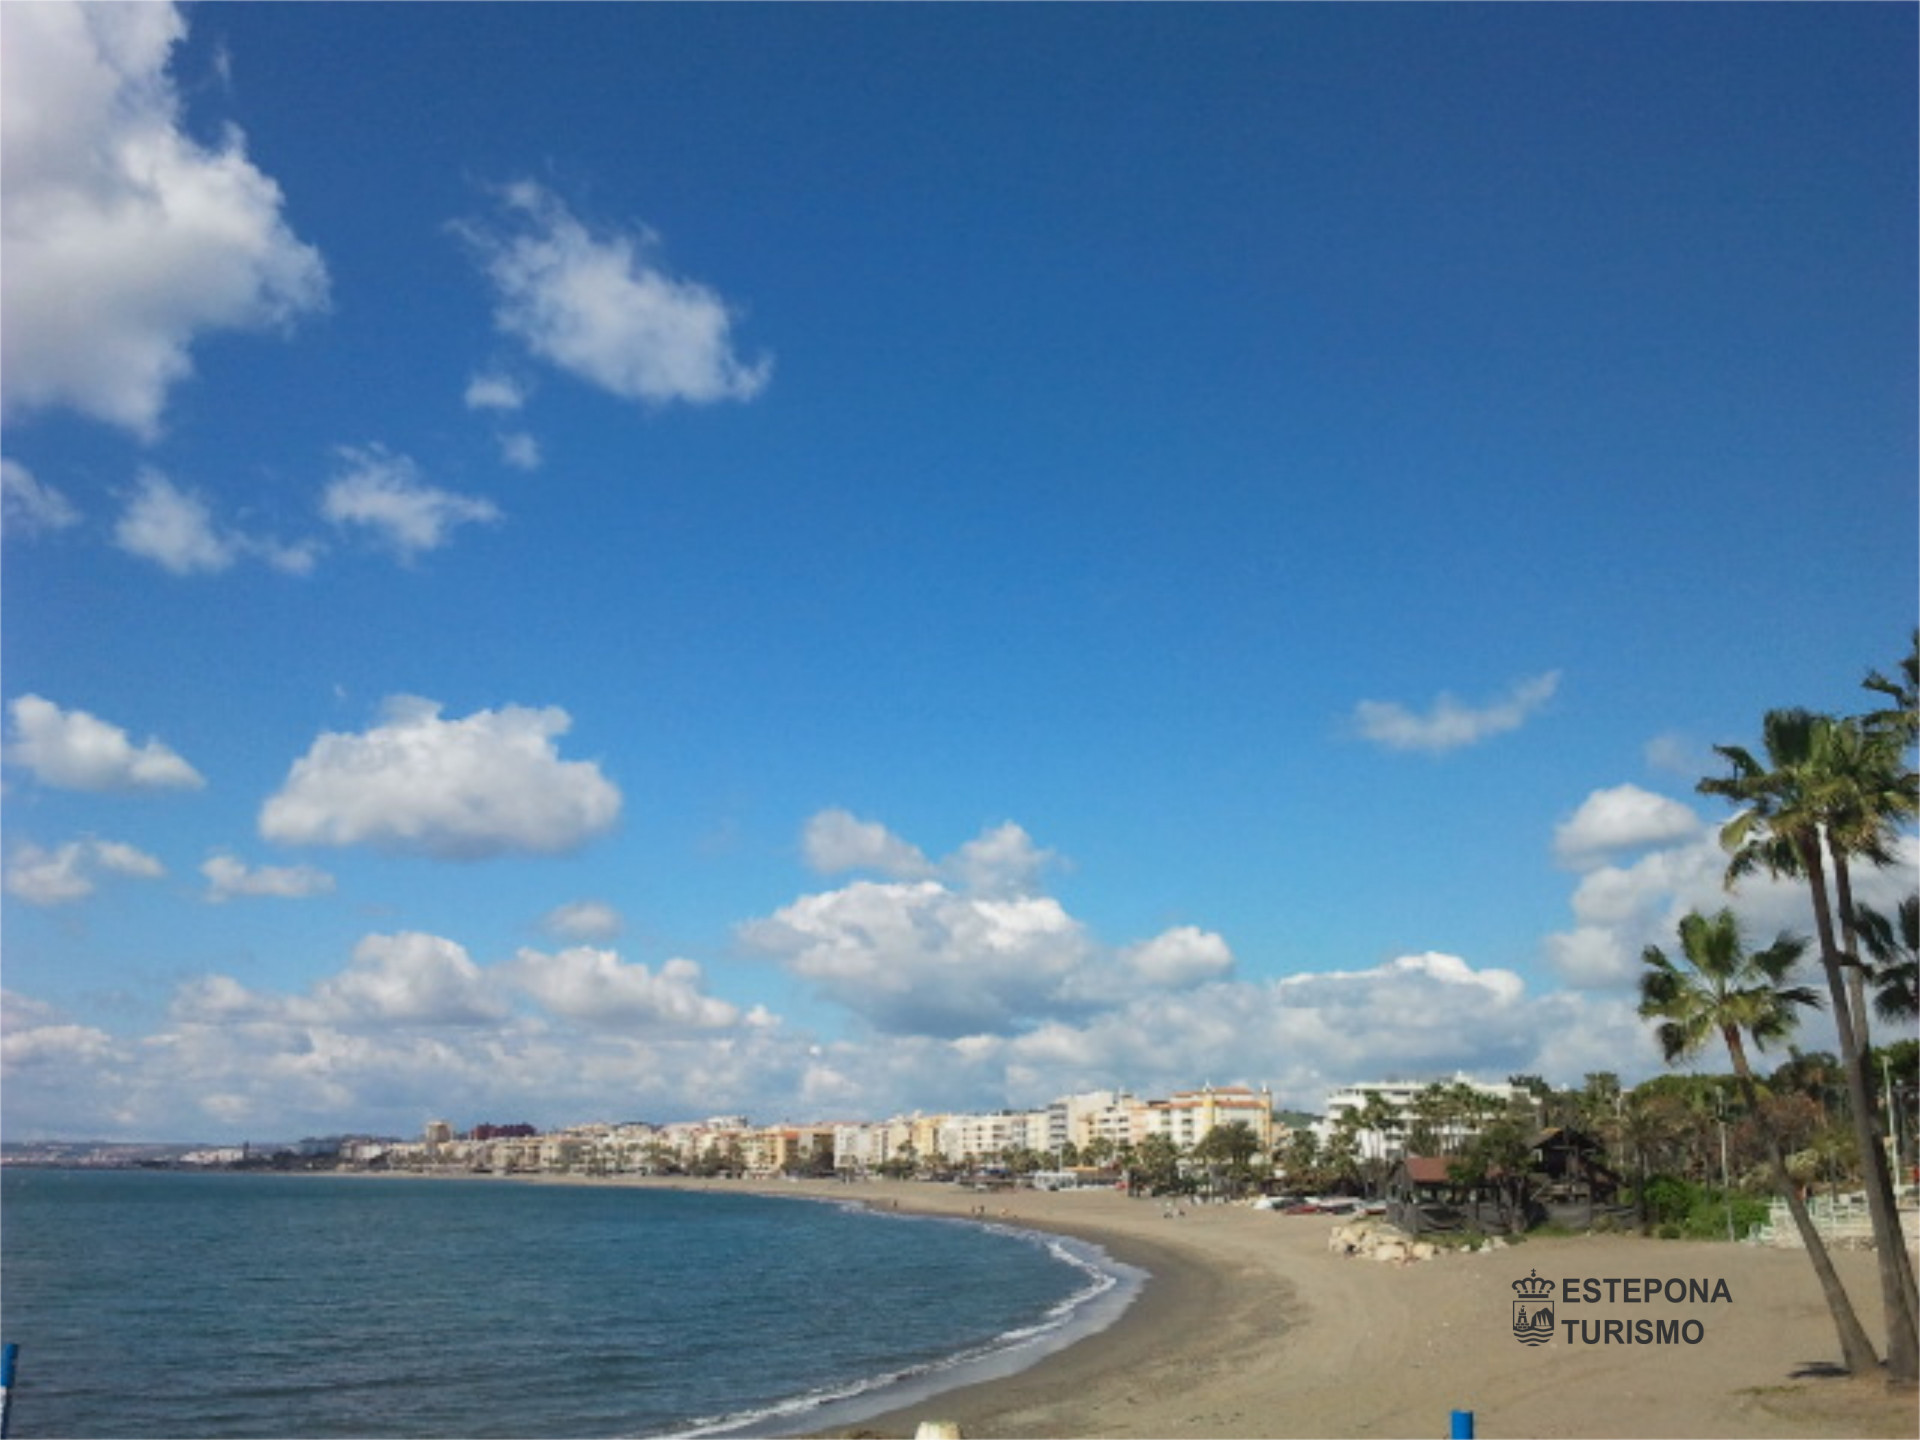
[1131, 1085, 1276, 1151]
[1314, 1074, 1534, 1160]
[366, 1081, 1282, 1179]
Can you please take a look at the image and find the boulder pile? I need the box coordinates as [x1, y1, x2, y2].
[1324, 1216, 1507, 1265]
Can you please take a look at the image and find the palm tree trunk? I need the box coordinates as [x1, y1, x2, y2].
[1816, 838, 1919, 1382]
[1832, 852, 1876, 1055]
[1727, 1027, 1881, 1375]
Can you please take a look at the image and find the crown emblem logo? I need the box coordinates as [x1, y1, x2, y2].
[1512, 1269, 1554, 1300]
[1512, 1269, 1555, 1346]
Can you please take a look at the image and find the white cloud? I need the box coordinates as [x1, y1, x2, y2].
[461, 182, 770, 407]
[499, 947, 740, 1030]
[321, 445, 500, 559]
[498, 432, 543, 471]
[113, 470, 234, 574]
[542, 900, 624, 942]
[799, 811, 1056, 897]
[945, 821, 1057, 897]
[112, 470, 316, 576]
[1354, 670, 1561, 754]
[2, 929, 767, 1137]
[6, 837, 165, 906]
[755, 817, 1228, 1037]
[1117, 925, 1235, 988]
[802, 809, 933, 879]
[743, 880, 1096, 1037]
[2, 458, 81, 535]
[200, 853, 334, 903]
[316, 932, 509, 1027]
[464, 373, 525, 411]
[0, 927, 1670, 1142]
[259, 696, 622, 860]
[6, 694, 204, 791]
[1553, 784, 1703, 866]
[1, 991, 119, 1077]
[0, 1, 327, 436]
[1541, 775, 1917, 989]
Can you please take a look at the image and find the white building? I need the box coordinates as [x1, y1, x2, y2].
[1313, 1074, 1534, 1160]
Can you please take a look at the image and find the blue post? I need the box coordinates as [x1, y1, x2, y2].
[1449, 1409, 1474, 1439]
[1, 1341, 18, 1440]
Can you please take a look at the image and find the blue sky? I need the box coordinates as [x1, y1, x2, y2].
[3, 3, 1914, 1142]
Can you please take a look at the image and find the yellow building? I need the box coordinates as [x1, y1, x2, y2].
[1133, 1084, 1274, 1151]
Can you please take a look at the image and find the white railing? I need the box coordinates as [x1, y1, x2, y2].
[1749, 1193, 1920, 1251]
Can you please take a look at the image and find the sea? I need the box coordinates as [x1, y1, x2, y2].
[0, 1168, 1141, 1439]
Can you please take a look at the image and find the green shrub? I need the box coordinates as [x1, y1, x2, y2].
[1639, 1174, 1694, 1224]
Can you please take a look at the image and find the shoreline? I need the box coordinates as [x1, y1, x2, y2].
[659, 1178, 1914, 1439]
[316, 1171, 1917, 1437]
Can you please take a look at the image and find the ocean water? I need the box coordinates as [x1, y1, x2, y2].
[0, 1169, 1137, 1438]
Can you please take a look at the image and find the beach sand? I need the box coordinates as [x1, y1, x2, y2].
[668, 1178, 1914, 1440]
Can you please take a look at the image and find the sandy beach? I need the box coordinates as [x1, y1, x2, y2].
[638, 1177, 1917, 1440]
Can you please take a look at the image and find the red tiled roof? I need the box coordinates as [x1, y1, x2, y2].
[1402, 1155, 1455, 1185]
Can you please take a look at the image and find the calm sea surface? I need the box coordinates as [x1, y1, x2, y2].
[0, 1169, 1133, 1438]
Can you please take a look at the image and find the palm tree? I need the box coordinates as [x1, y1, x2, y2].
[1407, 1083, 1450, 1155]
[1611, 1088, 1682, 1229]
[1855, 895, 1920, 1026]
[1701, 708, 1918, 1380]
[1640, 909, 1879, 1375]
[1861, 630, 1919, 748]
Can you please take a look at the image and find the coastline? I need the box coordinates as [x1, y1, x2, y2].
[330, 1171, 1915, 1437]
[660, 1177, 1911, 1439]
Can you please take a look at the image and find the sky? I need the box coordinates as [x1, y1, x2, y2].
[2, 2, 1914, 1144]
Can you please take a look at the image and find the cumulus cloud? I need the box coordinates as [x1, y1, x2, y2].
[802, 809, 933, 879]
[2, 928, 766, 1137]
[317, 932, 509, 1026]
[1117, 925, 1235, 988]
[171, 933, 509, 1029]
[2, 458, 81, 536]
[258, 696, 622, 859]
[0, 1, 327, 436]
[1553, 784, 1703, 866]
[542, 900, 624, 942]
[803, 951, 1653, 1121]
[201, 853, 335, 903]
[6, 694, 203, 791]
[743, 880, 1097, 1037]
[1, 990, 120, 1079]
[0, 927, 1666, 1141]
[461, 182, 771, 407]
[113, 470, 235, 574]
[1541, 773, 1917, 989]
[499, 947, 740, 1030]
[945, 821, 1057, 897]
[112, 470, 316, 576]
[757, 816, 1224, 1037]
[321, 445, 501, 559]
[800, 810, 1055, 896]
[1354, 671, 1561, 754]
[6, 837, 165, 906]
